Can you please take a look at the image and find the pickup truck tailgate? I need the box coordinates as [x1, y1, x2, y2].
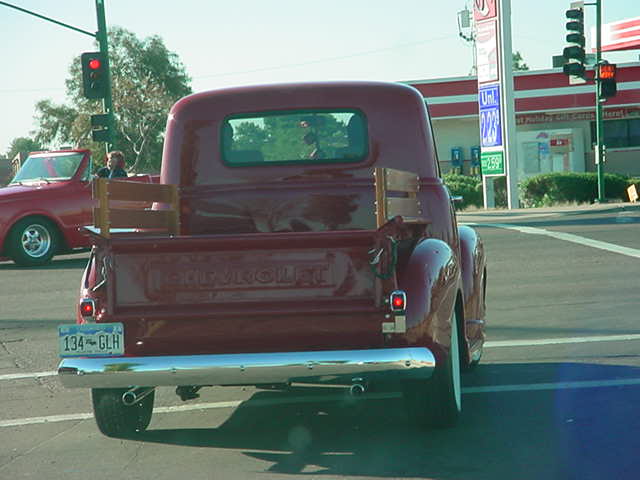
[98, 230, 388, 355]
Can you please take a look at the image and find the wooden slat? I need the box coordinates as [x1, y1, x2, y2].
[374, 167, 427, 226]
[384, 169, 419, 193]
[107, 181, 177, 204]
[168, 185, 180, 233]
[92, 177, 179, 236]
[374, 168, 387, 228]
[385, 197, 422, 219]
[105, 208, 176, 230]
[94, 178, 110, 238]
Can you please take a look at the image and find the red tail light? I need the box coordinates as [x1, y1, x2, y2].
[390, 290, 406, 312]
[80, 298, 96, 317]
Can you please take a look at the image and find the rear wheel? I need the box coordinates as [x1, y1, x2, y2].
[7, 217, 60, 266]
[91, 388, 154, 437]
[402, 307, 462, 428]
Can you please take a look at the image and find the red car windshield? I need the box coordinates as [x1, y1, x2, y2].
[10, 152, 85, 184]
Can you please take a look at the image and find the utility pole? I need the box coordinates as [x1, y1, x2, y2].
[94, 0, 115, 153]
[593, 0, 605, 202]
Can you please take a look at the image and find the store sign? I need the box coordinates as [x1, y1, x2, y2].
[479, 84, 502, 147]
[516, 107, 640, 125]
[480, 150, 504, 176]
[474, 0, 497, 21]
[550, 135, 573, 153]
[592, 16, 640, 52]
[476, 21, 499, 84]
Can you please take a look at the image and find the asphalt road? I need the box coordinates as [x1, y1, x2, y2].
[1, 203, 639, 480]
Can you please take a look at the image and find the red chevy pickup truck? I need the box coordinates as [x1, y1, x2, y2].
[57, 81, 487, 437]
[0, 149, 155, 266]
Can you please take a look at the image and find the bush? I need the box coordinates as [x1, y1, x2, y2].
[444, 171, 635, 209]
[442, 174, 482, 210]
[520, 172, 631, 207]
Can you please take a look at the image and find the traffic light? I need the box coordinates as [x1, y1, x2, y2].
[90, 114, 111, 142]
[598, 63, 617, 99]
[562, 5, 586, 79]
[81, 52, 107, 99]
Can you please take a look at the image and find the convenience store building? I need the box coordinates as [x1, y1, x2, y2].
[408, 62, 640, 179]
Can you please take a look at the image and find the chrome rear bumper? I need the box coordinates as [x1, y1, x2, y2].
[58, 347, 435, 389]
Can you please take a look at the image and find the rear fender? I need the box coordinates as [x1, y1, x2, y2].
[458, 225, 487, 352]
[397, 238, 460, 363]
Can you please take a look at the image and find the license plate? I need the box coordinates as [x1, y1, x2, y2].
[58, 323, 124, 357]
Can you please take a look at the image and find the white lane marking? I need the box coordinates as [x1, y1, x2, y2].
[461, 212, 558, 221]
[485, 334, 640, 348]
[464, 378, 640, 394]
[0, 402, 242, 428]
[0, 371, 57, 381]
[464, 222, 640, 259]
[0, 413, 94, 428]
[4, 379, 640, 428]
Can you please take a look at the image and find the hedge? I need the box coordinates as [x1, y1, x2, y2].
[519, 172, 631, 207]
[443, 172, 637, 210]
[442, 174, 483, 210]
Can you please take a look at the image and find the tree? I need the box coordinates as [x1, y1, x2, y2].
[6, 137, 43, 160]
[513, 51, 529, 71]
[33, 100, 82, 147]
[34, 27, 191, 172]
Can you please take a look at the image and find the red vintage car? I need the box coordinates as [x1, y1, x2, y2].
[57, 81, 487, 437]
[0, 149, 155, 266]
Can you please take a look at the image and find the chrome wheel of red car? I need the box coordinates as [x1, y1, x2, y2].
[402, 306, 462, 428]
[7, 217, 60, 266]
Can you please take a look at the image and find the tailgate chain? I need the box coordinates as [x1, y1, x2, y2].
[369, 236, 398, 280]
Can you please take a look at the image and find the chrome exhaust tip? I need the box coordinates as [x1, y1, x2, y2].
[122, 387, 155, 406]
[349, 383, 365, 396]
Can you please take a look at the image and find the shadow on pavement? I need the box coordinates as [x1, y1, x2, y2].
[134, 362, 640, 479]
[0, 256, 88, 271]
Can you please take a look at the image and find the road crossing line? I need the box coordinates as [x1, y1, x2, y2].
[464, 222, 640, 259]
[0, 371, 57, 381]
[485, 334, 640, 348]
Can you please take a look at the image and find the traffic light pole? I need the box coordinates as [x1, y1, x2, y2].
[593, 0, 605, 202]
[95, 0, 115, 154]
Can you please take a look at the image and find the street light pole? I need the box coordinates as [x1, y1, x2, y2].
[94, 0, 115, 154]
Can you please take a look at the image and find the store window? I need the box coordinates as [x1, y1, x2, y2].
[590, 118, 640, 148]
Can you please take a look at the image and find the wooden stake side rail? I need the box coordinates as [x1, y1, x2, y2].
[93, 178, 180, 238]
[374, 167, 426, 228]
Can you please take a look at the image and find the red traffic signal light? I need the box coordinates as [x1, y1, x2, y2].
[81, 52, 107, 100]
[598, 63, 616, 80]
[598, 63, 617, 99]
[88, 58, 102, 70]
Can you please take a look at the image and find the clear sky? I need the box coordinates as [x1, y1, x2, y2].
[1, 0, 637, 155]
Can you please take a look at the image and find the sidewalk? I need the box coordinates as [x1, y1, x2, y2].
[458, 201, 640, 222]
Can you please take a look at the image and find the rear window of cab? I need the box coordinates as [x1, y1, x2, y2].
[221, 109, 368, 166]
